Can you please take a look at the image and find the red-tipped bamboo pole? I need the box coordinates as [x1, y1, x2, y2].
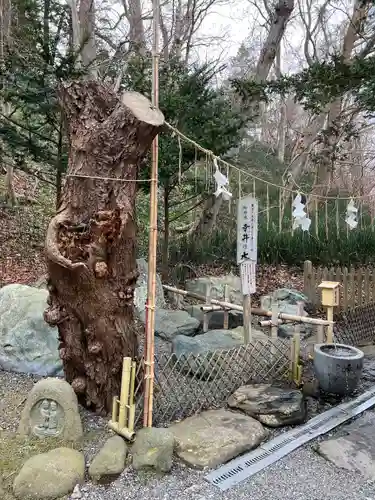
[143, 0, 160, 428]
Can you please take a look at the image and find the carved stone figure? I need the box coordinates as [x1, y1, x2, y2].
[18, 378, 83, 441]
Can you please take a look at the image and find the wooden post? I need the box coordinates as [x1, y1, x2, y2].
[303, 260, 313, 303]
[243, 295, 252, 343]
[223, 285, 229, 329]
[270, 299, 278, 358]
[317, 324, 324, 343]
[203, 284, 211, 333]
[292, 301, 303, 383]
[326, 305, 334, 343]
[144, 0, 160, 428]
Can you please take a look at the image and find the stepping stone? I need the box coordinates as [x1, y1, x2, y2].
[89, 436, 128, 482]
[170, 409, 267, 469]
[317, 412, 375, 480]
[228, 384, 306, 427]
[132, 427, 175, 472]
[18, 378, 83, 441]
[13, 447, 85, 500]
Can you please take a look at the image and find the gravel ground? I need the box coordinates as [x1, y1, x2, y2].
[2, 366, 375, 500]
[78, 444, 375, 500]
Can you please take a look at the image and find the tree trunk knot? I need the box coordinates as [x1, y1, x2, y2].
[44, 306, 66, 326]
[71, 377, 87, 394]
[94, 261, 108, 278]
[88, 342, 102, 354]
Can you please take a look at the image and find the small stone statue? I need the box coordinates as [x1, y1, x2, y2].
[18, 378, 83, 441]
[48, 401, 58, 433]
[34, 400, 51, 436]
[34, 399, 60, 437]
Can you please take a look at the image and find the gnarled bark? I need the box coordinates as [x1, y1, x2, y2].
[44, 80, 164, 414]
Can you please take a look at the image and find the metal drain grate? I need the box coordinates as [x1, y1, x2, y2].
[205, 387, 375, 491]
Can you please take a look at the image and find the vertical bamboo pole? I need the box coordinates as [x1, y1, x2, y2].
[266, 184, 270, 231]
[119, 358, 131, 428]
[128, 361, 137, 433]
[223, 285, 229, 329]
[144, 0, 160, 428]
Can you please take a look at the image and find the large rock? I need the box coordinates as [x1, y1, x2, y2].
[170, 409, 267, 469]
[13, 447, 85, 500]
[0, 284, 62, 377]
[261, 288, 311, 315]
[18, 378, 83, 441]
[317, 412, 375, 480]
[184, 304, 243, 330]
[172, 327, 266, 356]
[134, 258, 165, 316]
[89, 436, 128, 482]
[228, 384, 306, 427]
[260, 288, 314, 339]
[132, 427, 175, 472]
[172, 328, 267, 379]
[185, 275, 242, 305]
[139, 309, 199, 341]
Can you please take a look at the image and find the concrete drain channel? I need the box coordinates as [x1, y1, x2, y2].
[205, 386, 375, 491]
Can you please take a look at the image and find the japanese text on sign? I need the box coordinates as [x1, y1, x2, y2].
[237, 195, 258, 264]
[240, 260, 256, 295]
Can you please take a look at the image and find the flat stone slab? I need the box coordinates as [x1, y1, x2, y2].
[317, 412, 375, 479]
[18, 378, 83, 441]
[170, 409, 267, 469]
[228, 384, 307, 427]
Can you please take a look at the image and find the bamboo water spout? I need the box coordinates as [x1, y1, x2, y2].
[163, 284, 333, 326]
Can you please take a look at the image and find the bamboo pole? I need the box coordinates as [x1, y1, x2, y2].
[118, 357, 131, 428]
[163, 285, 333, 326]
[144, 0, 160, 428]
[108, 357, 136, 441]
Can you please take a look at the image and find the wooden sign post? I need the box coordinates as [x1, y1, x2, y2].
[237, 195, 258, 344]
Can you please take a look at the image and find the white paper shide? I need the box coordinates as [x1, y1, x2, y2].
[345, 198, 358, 229]
[213, 158, 232, 201]
[292, 193, 311, 231]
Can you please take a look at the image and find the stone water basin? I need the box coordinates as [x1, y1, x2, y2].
[314, 343, 364, 396]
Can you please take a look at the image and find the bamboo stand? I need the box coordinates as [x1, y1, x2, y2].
[109, 357, 137, 440]
[164, 285, 333, 327]
[143, 0, 160, 428]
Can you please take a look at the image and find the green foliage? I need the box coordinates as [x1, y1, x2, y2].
[1, 0, 77, 179]
[232, 53, 375, 116]
[167, 224, 375, 269]
[123, 56, 247, 191]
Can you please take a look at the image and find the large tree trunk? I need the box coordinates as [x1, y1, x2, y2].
[44, 80, 164, 414]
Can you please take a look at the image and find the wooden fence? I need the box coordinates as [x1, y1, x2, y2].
[304, 260, 375, 311]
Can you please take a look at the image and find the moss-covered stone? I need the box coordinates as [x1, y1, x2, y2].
[132, 427, 174, 473]
[13, 447, 85, 500]
[88, 435, 127, 483]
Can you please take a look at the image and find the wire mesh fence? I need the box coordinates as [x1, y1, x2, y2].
[133, 337, 292, 426]
[334, 303, 375, 346]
